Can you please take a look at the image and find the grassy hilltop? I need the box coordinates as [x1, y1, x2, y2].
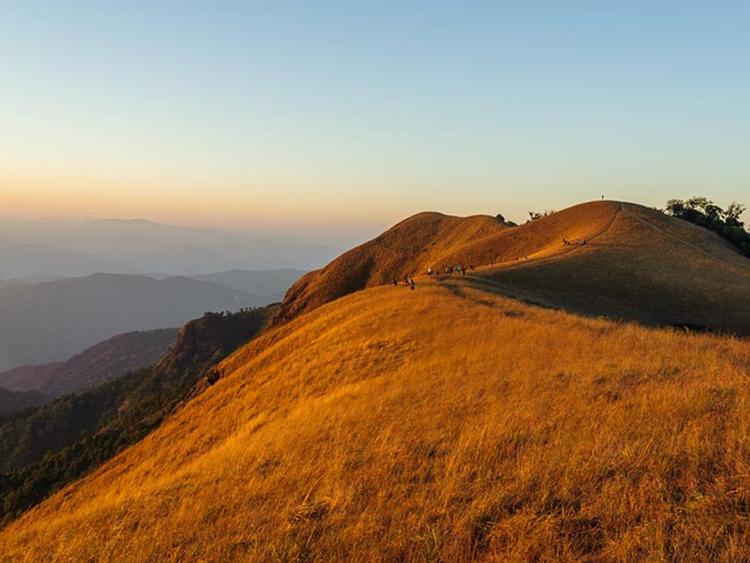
[279, 201, 750, 334]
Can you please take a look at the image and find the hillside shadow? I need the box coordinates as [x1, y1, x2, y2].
[438, 273, 742, 338]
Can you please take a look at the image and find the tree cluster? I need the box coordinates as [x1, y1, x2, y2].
[664, 197, 749, 256]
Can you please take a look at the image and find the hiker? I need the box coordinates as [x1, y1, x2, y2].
[427, 267, 433, 276]
[409, 278, 415, 290]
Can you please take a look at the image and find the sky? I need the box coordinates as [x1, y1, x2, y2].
[1, 1, 748, 243]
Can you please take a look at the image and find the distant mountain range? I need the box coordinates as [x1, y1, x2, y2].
[191, 268, 304, 303]
[0, 217, 340, 279]
[0, 273, 262, 371]
[0, 328, 177, 404]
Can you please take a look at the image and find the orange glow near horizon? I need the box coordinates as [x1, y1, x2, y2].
[0, 176, 407, 235]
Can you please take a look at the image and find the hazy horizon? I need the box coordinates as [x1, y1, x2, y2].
[2, 1, 748, 235]
[0, 214, 342, 279]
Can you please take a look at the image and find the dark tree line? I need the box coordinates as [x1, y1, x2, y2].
[663, 197, 749, 257]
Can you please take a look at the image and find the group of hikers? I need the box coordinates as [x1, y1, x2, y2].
[428, 263, 476, 276]
[393, 276, 416, 290]
[562, 237, 587, 246]
[393, 263, 480, 290]
[391, 237, 589, 293]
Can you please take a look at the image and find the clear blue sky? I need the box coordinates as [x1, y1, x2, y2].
[1, 1, 747, 240]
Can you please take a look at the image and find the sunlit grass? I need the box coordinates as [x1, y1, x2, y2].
[2, 277, 749, 561]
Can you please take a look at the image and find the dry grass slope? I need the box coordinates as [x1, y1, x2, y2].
[275, 211, 508, 323]
[477, 202, 750, 334]
[2, 276, 750, 561]
[280, 200, 750, 335]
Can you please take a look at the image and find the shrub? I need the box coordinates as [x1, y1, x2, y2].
[663, 197, 749, 256]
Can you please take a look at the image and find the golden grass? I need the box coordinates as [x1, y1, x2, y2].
[280, 200, 750, 335]
[478, 203, 750, 335]
[276, 211, 508, 323]
[2, 277, 750, 561]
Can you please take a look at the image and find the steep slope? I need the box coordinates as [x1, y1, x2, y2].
[3, 280, 750, 560]
[0, 273, 258, 370]
[275, 212, 509, 323]
[0, 306, 275, 524]
[279, 201, 750, 334]
[0, 328, 177, 398]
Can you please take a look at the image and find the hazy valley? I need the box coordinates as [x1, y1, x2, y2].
[0, 218, 337, 280]
[0, 269, 303, 372]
